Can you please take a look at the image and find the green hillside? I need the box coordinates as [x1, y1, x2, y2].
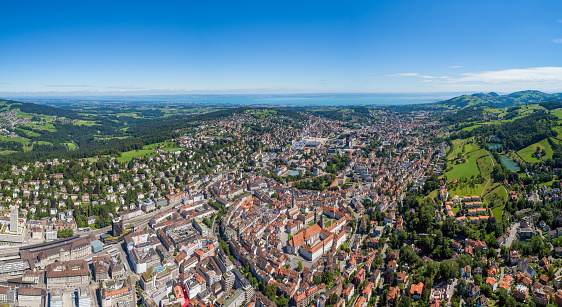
[438, 90, 562, 109]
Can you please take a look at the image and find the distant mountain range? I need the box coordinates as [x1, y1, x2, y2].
[436, 90, 562, 109]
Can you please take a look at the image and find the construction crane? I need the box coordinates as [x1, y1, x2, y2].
[450, 244, 462, 280]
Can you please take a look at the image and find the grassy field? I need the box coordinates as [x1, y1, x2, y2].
[116, 149, 155, 163]
[448, 138, 469, 157]
[74, 120, 99, 126]
[460, 125, 481, 132]
[116, 112, 140, 118]
[449, 184, 484, 198]
[517, 138, 554, 163]
[114, 141, 185, 162]
[539, 180, 555, 187]
[65, 142, 77, 150]
[446, 147, 487, 180]
[16, 128, 40, 137]
[252, 110, 277, 119]
[0, 136, 31, 143]
[23, 122, 57, 132]
[550, 108, 562, 119]
[476, 152, 494, 177]
[452, 206, 460, 215]
[484, 185, 507, 208]
[492, 205, 504, 221]
[553, 126, 562, 140]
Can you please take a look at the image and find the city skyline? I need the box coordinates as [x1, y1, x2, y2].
[1, 0, 562, 95]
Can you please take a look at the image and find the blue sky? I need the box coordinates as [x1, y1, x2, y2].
[1, 0, 562, 94]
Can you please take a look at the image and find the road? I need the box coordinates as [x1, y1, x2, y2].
[447, 138, 473, 159]
[499, 267, 505, 287]
[372, 243, 389, 307]
[503, 222, 519, 249]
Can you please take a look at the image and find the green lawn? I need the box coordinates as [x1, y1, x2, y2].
[517, 138, 554, 163]
[65, 142, 77, 150]
[452, 206, 460, 215]
[74, 120, 99, 126]
[448, 138, 469, 157]
[116, 149, 155, 163]
[16, 128, 40, 137]
[114, 141, 185, 162]
[0, 136, 30, 143]
[491, 205, 504, 221]
[460, 125, 481, 132]
[539, 180, 555, 187]
[446, 147, 487, 180]
[116, 112, 141, 118]
[476, 152, 494, 177]
[550, 108, 562, 119]
[449, 184, 484, 198]
[23, 122, 57, 132]
[483, 185, 507, 207]
[554, 126, 562, 140]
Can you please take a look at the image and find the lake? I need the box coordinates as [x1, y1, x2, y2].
[501, 156, 519, 172]
[8, 92, 463, 106]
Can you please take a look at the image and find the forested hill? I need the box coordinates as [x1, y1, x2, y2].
[454, 111, 559, 151]
[437, 90, 562, 109]
[0, 101, 308, 163]
[3, 99, 80, 119]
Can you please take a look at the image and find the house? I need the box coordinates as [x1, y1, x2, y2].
[475, 295, 488, 307]
[396, 272, 407, 284]
[510, 250, 521, 265]
[467, 283, 480, 298]
[461, 265, 471, 279]
[533, 289, 548, 306]
[540, 275, 550, 285]
[485, 277, 497, 290]
[410, 282, 424, 300]
[555, 290, 562, 307]
[514, 285, 528, 302]
[388, 286, 400, 305]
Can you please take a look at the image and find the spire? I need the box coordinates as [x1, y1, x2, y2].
[292, 188, 295, 208]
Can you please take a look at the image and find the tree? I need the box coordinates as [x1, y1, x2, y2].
[381, 289, 388, 306]
[297, 261, 303, 272]
[383, 270, 394, 285]
[505, 297, 516, 307]
[322, 271, 334, 288]
[399, 296, 413, 307]
[57, 229, 74, 238]
[480, 284, 493, 298]
[474, 275, 482, 287]
[498, 288, 508, 305]
[456, 278, 467, 295]
[329, 293, 339, 305]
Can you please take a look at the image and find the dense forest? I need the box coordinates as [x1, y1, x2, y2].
[5, 100, 80, 119]
[454, 111, 558, 151]
[0, 103, 309, 163]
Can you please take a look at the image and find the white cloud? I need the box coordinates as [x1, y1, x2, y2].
[366, 67, 562, 92]
[450, 65, 462, 69]
[452, 67, 562, 84]
[552, 38, 562, 43]
[384, 72, 441, 79]
[558, 19, 562, 23]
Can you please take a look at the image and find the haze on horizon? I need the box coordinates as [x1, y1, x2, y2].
[1, 0, 562, 96]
